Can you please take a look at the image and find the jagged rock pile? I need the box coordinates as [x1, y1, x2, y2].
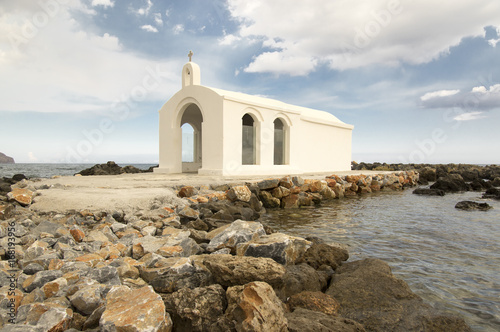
[77, 161, 155, 176]
[0, 172, 472, 331]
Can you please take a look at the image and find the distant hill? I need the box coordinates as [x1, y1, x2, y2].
[0, 152, 15, 164]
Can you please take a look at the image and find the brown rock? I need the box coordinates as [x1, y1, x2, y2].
[7, 188, 34, 206]
[227, 185, 252, 202]
[287, 291, 340, 316]
[178, 186, 198, 198]
[70, 228, 85, 243]
[225, 281, 288, 332]
[286, 308, 366, 332]
[100, 285, 172, 332]
[281, 194, 299, 209]
[74, 253, 105, 267]
[279, 176, 294, 189]
[0, 204, 14, 220]
[298, 243, 349, 270]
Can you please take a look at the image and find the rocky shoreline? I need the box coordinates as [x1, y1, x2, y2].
[0, 169, 475, 331]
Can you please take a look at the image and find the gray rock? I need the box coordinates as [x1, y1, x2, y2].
[236, 233, 311, 265]
[278, 263, 328, 300]
[23, 263, 44, 275]
[22, 270, 63, 293]
[70, 283, 105, 315]
[206, 220, 266, 253]
[85, 266, 121, 286]
[257, 178, 280, 190]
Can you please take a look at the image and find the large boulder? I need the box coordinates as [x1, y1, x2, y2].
[224, 281, 288, 332]
[206, 220, 266, 253]
[483, 187, 500, 200]
[296, 243, 349, 270]
[200, 254, 286, 288]
[326, 258, 471, 331]
[236, 233, 311, 265]
[430, 174, 469, 192]
[287, 291, 340, 316]
[163, 284, 227, 331]
[286, 308, 366, 332]
[100, 285, 172, 332]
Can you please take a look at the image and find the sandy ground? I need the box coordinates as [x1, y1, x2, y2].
[28, 170, 394, 214]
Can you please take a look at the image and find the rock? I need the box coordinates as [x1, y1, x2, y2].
[286, 308, 366, 332]
[0, 152, 15, 164]
[206, 220, 266, 253]
[259, 190, 281, 208]
[22, 270, 63, 293]
[7, 188, 34, 206]
[281, 194, 299, 208]
[271, 186, 290, 199]
[227, 185, 252, 202]
[0, 204, 14, 220]
[326, 258, 471, 332]
[178, 186, 198, 198]
[483, 187, 500, 200]
[279, 176, 294, 189]
[70, 283, 105, 315]
[163, 284, 227, 331]
[225, 281, 287, 332]
[419, 167, 437, 182]
[78, 161, 146, 176]
[201, 254, 286, 288]
[35, 306, 73, 332]
[491, 177, 500, 187]
[100, 285, 172, 332]
[279, 263, 328, 300]
[430, 174, 469, 192]
[176, 205, 200, 220]
[236, 233, 311, 265]
[455, 201, 493, 211]
[413, 188, 445, 196]
[257, 178, 280, 190]
[297, 243, 349, 270]
[287, 291, 340, 316]
[42, 277, 68, 298]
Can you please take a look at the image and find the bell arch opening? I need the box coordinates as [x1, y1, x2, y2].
[180, 104, 203, 173]
[242, 113, 257, 165]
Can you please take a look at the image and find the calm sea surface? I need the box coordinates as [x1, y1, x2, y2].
[1, 164, 499, 331]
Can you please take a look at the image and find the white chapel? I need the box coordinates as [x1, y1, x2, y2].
[154, 53, 353, 176]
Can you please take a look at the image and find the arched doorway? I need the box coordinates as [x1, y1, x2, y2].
[242, 113, 256, 165]
[180, 104, 203, 172]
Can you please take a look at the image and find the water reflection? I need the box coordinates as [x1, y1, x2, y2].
[261, 189, 500, 331]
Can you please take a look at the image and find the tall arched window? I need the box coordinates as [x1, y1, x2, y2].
[274, 118, 285, 165]
[242, 114, 256, 165]
[181, 123, 194, 162]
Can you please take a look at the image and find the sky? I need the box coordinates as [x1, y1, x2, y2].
[1, 0, 500, 165]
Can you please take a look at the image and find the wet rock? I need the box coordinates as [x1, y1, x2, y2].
[430, 174, 469, 192]
[455, 201, 492, 211]
[491, 177, 500, 187]
[206, 219, 266, 253]
[236, 233, 311, 265]
[326, 258, 471, 332]
[483, 187, 500, 200]
[281, 194, 299, 209]
[287, 291, 340, 316]
[163, 284, 227, 331]
[225, 281, 287, 332]
[100, 285, 172, 332]
[201, 254, 286, 288]
[7, 188, 34, 206]
[178, 186, 198, 198]
[259, 190, 281, 208]
[297, 243, 349, 270]
[413, 188, 445, 196]
[286, 308, 366, 332]
[227, 185, 252, 202]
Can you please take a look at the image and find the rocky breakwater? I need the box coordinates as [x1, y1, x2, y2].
[77, 161, 155, 176]
[0, 170, 471, 332]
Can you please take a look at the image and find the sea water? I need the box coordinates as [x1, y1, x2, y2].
[261, 189, 500, 332]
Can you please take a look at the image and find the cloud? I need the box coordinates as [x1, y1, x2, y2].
[420, 84, 500, 110]
[91, 0, 114, 8]
[225, 0, 500, 75]
[420, 90, 460, 101]
[453, 111, 486, 121]
[137, 0, 153, 16]
[28, 151, 38, 162]
[244, 52, 318, 76]
[173, 24, 184, 34]
[0, 1, 179, 114]
[141, 24, 158, 33]
[153, 12, 163, 26]
[218, 34, 241, 45]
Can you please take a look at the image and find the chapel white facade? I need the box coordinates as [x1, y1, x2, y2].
[154, 57, 353, 176]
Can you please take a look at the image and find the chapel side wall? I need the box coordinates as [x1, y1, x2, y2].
[297, 120, 352, 172]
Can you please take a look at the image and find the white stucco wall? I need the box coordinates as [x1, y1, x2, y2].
[155, 61, 354, 176]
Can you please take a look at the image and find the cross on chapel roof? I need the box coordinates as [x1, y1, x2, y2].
[188, 50, 193, 62]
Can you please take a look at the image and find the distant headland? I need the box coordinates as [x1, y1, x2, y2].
[0, 152, 15, 164]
